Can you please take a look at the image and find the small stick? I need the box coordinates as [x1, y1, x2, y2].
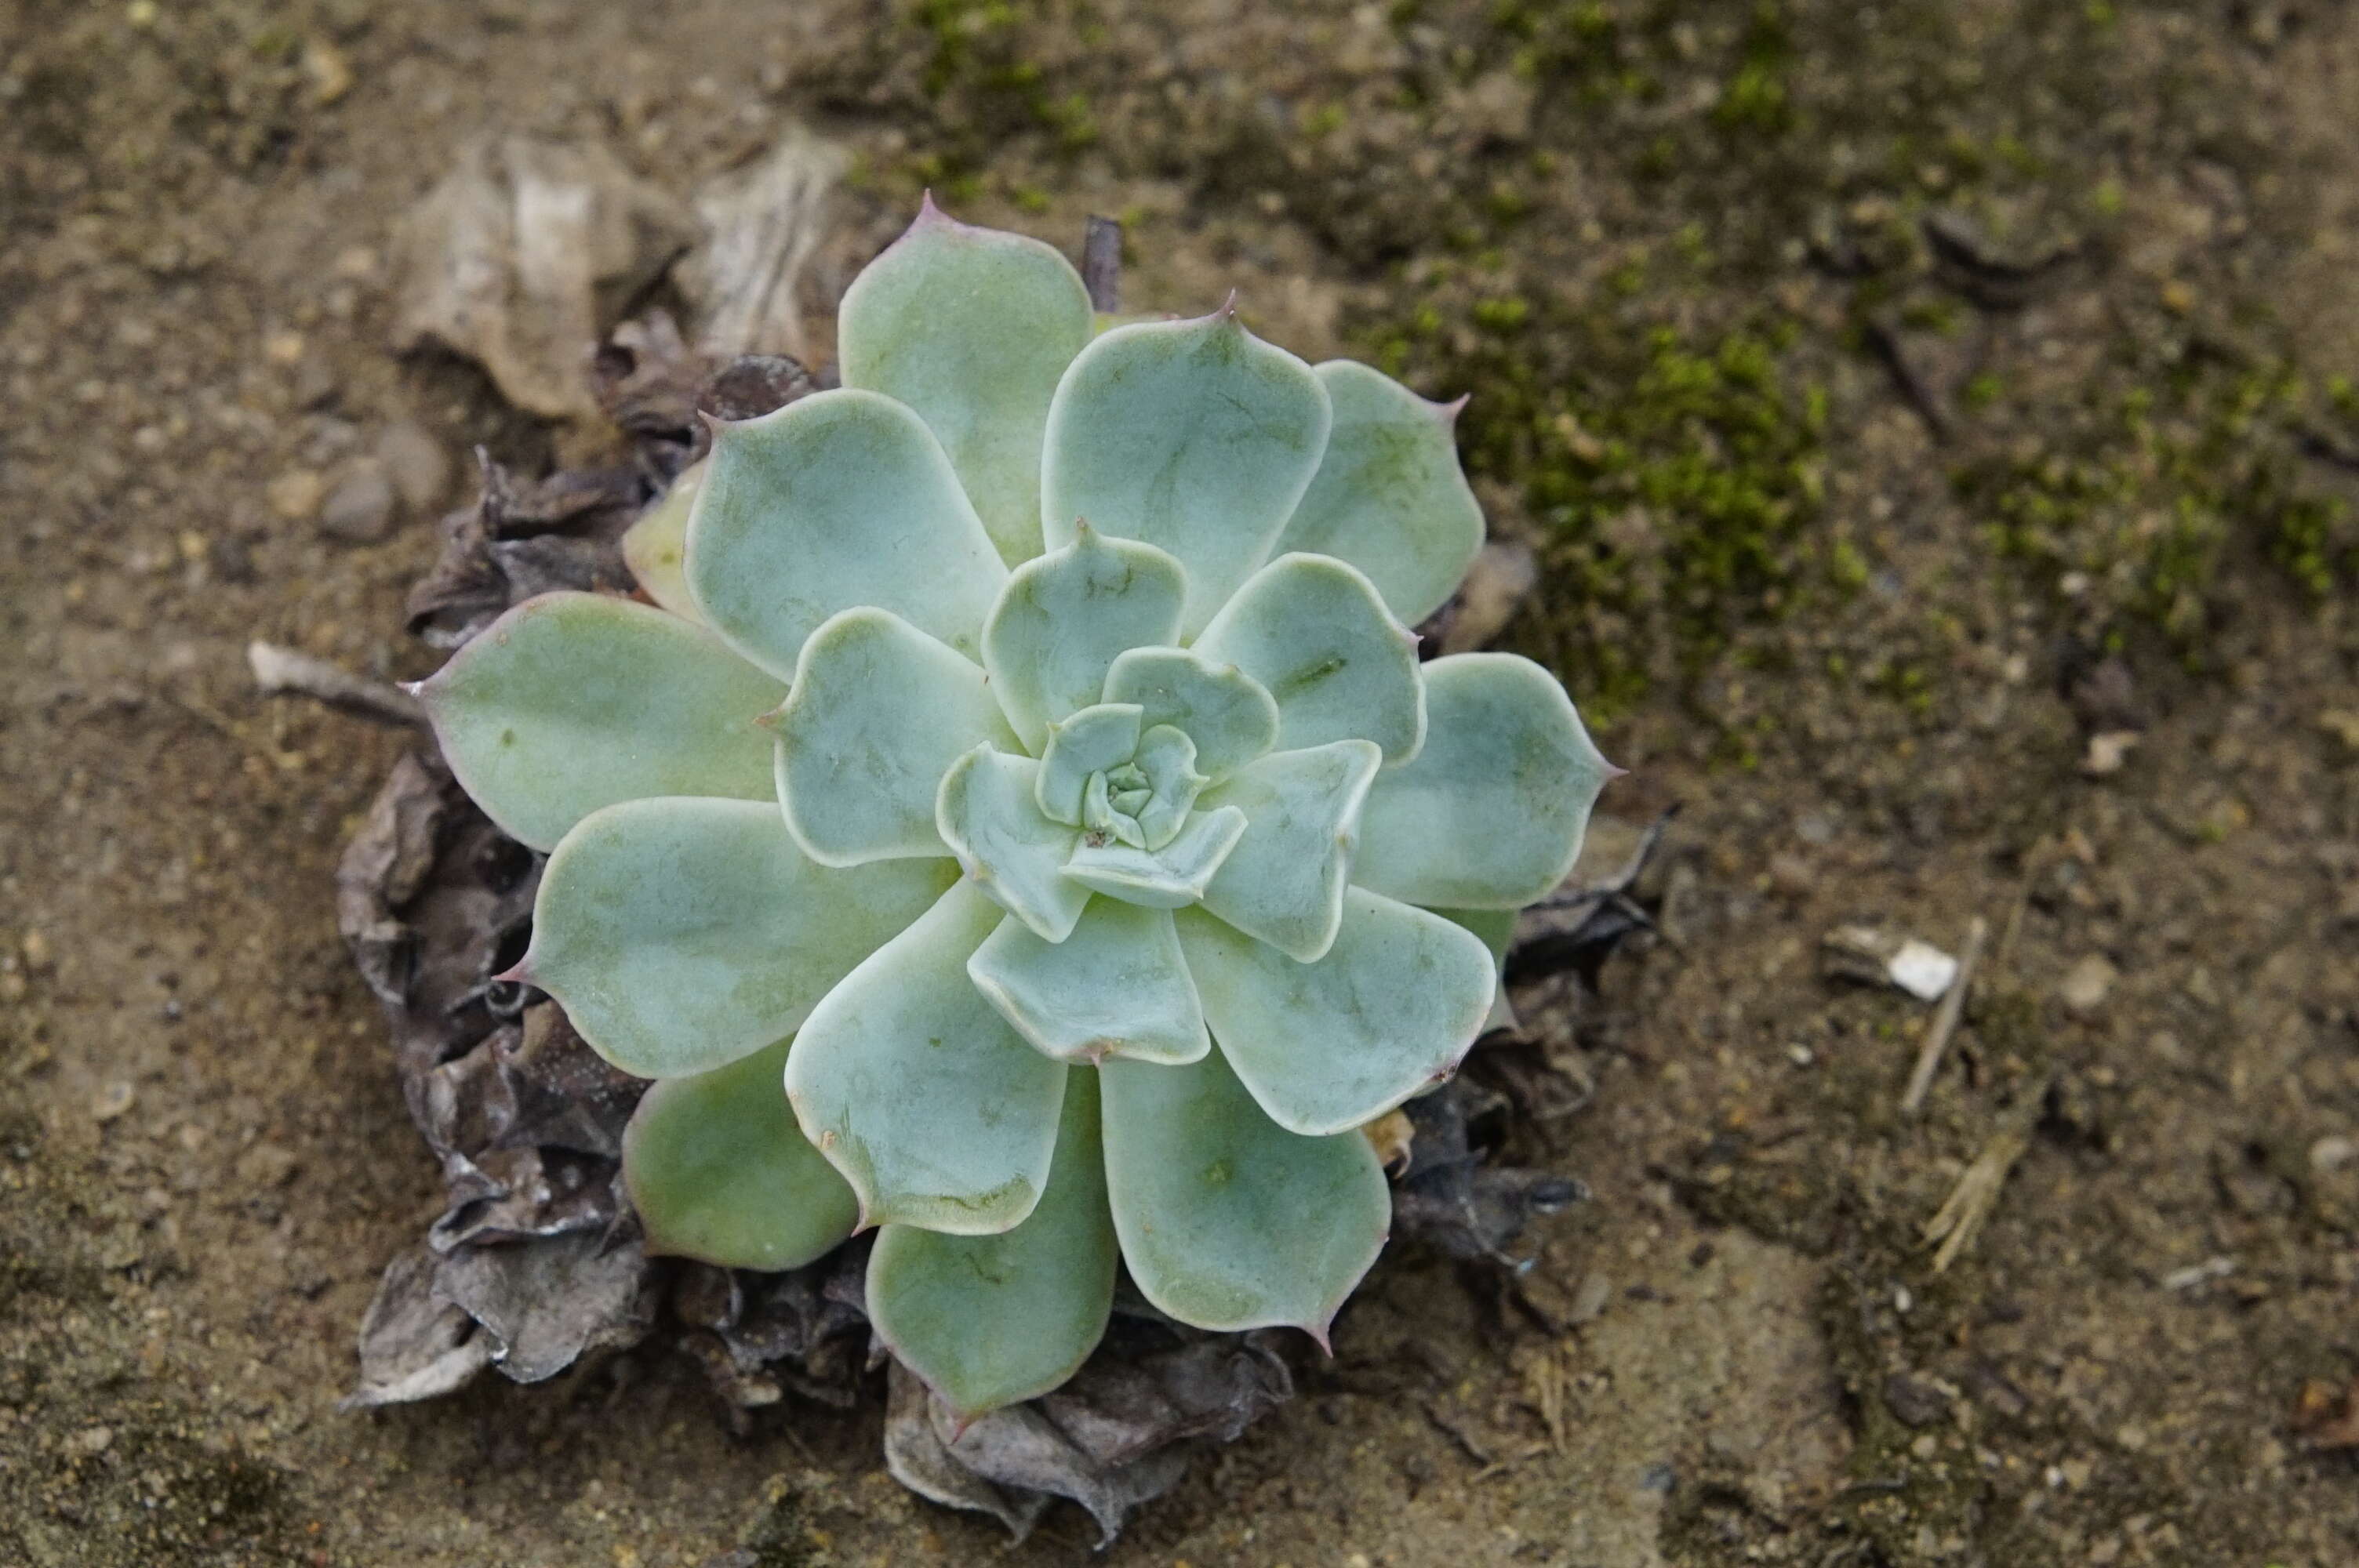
[1922, 1112, 2035, 1273]
[1081, 215, 1122, 314]
[1900, 914, 1987, 1116]
[248, 640, 426, 728]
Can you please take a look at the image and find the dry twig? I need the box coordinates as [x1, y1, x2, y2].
[1901, 915, 1988, 1116]
[248, 641, 426, 728]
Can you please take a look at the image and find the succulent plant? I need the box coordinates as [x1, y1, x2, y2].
[418, 201, 1614, 1422]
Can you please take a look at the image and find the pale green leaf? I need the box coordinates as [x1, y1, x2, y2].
[419, 592, 783, 853]
[687, 388, 1006, 677]
[774, 608, 1020, 866]
[620, 458, 705, 621]
[1100, 646, 1279, 782]
[1061, 804, 1246, 909]
[1353, 653, 1614, 909]
[786, 882, 1068, 1234]
[1432, 906, 1518, 1034]
[1041, 310, 1332, 637]
[1100, 1044, 1388, 1338]
[981, 525, 1186, 751]
[622, 1036, 858, 1270]
[1274, 361, 1485, 625]
[838, 199, 1095, 566]
[936, 746, 1089, 942]
[1176, 888, 1494, 1136]
[968, 901, 1209, 1065]
[1033, 702, 1142, 825]
[1195, 739, 1380, 963]
[1129, 724, 1207, 850]
[867, 1069, 1116, 1418]
[525, 797, 954, 1078]
[1191, 554, 1426, 763]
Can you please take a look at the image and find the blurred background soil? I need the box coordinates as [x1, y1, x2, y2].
[5, 1, 2359, 1563]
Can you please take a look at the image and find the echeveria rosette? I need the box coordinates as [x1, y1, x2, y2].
[416, 200, 1616, 1424]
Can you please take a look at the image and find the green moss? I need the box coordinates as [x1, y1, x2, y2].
[1955, 354, 2348, 648]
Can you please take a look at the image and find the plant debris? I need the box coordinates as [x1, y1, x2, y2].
[248, 640, 424, 728]
[393, 136, 699, 421]
[1821, 924, 1960, 1001]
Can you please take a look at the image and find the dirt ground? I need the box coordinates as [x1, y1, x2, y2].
[5, 1, 2359, 1563]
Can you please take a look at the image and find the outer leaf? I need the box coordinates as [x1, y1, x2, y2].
[1034, 702, 1143, 825]
[936, 746, 1089, 943]
[1195, 739, 1380, 963]
[687, 388, 1007, 677]
[1041, 309, 1333, 637]
[418, 593, 783, 852]
[867, 1070, 1117, 1419]
[981, 525, 1187, 752]
[774, 608, 1020, 866]
[838, 198, 1096, 566]
[1175, 889, 1495, 1137]
[1061, 804, 1246, 909]
[786, 882, 1068, 1235]
[1353, 653, 1615, 909]
[525, 797, 954, 1078]
[1274, 361, 1485, 625]
[1099, 1044, 1388, 1339]
[1101, 646, 1279, 782]
[620, 457, 705, 621]
[622, 1036, 858, 1270]
[968, 901, 1209, 1065]
[1433, 906, 1518, 1035]
[1191, 554, 1426, 763]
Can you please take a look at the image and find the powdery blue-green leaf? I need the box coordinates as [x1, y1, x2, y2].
[968, 901, 1209, 1065]
[687, 388, 1006, 677]
[1195, 739, 1381, 963]
[1034, 702, 1143, 825]
[1433, 906, 1518, 1035]
[773, 608, 1020, 866]
[838, 198, 1095, 567]
[936, 746, 1088, 942]
[982, 526, 1186, 751]
[1274, 361, 1485, 626]
[1061, 804, 1246, 909]
[1099, 1044, 1388, 1340]
[620, 457, 705, 622]
[867, 1069, 1117, 1420]
[524, 797, 955, 1078]
[419, 593, 783, 853]
[622, 1036, 858, 1270]
[1353, 653, 1615, 909]
[1175, 888, 1495, 1137]
[1191, 554, 1426, 763]
[786, 882, 1068, 1235]
[1041, 309, 1333, 637]
[1101, 646, 1280, 782]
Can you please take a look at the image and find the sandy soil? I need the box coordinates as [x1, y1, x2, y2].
[5, 2, 2358, 1564]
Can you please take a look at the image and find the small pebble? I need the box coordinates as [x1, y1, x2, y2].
[318, 463, 398, 543]
[2059, 954, 2118, 1014]
[2310, 1134, 2358, 1174]
[21, 928, 53, 973]
[91, 1080, 136, 1123]
[237, 1142, 302, 1188]
[295, 351, 341, 410]
[1766, 851, 1813, 897]
[266, 470, 326, 521]
[376, 420, 450, 512]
